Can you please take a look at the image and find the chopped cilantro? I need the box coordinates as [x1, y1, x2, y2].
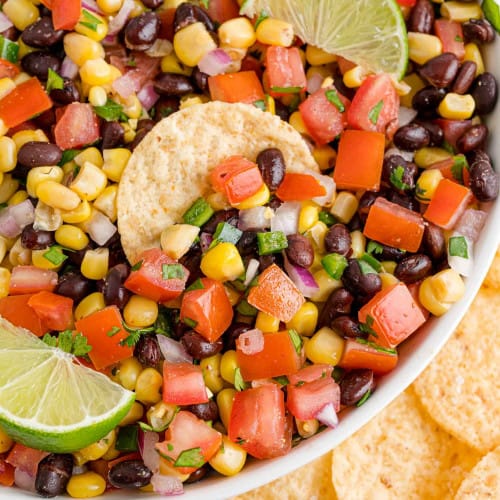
[46, 68, 64, 93]
[43, 331, 92, 357]
[451, 155, 468, 183]
[359, 315, 377, 337]
[254, 9, 269, 29]
[236, 299, 258, 317]
[43, 246, 67, 266]
[357, 258, 378, 275]
[367, 241, 384, 255]
[273, 376, 289, 386]
[162, 263, 185, 280]
[174, 447, 205, 469]
[356, 389, 372, 407]
[168, 443, 174, 451]
[234, 367, 247, 391]
[288, 329, 303, 355]
[186, 278, 205, 292]
[107, 326, 121, 337]
[79, 9, 103, 32]
[454, 35, 463, 42]
[325, 88, 345, 112]
[253, 99, 266, 111]
[288, 95, 301, 113]
[183, 317, 198, 329]
[389, 165, 411, 191]
[131, 260, 143, 271]
[58, 148, 80, 167]
[368, 99, 384, 125]
[93, 99, 127, 122]
[355, 337, 397, 355]
[449, 235, 469, 259]
[120, 323, 156, 347]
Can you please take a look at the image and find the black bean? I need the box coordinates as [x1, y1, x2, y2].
[274, 99, 291, 122]
[21, 52, 60, 80]
[259, 253, 282, 271]
[318, 288, 354, 328]
[387, 190, 420, 213]
[373, 242, 407, 262]
[34, 108, 56, 134]
[1, 26, 18, 41]
[202, 209, 238, 234]
[35, 453, 73, 498]
[285, 234, 314, 268]
[101, 121, 124, 149]
[134, 334, 162, 367]
[129, 128, 150, 151]
[18, 141, 62, 168]
[108, 460, 152, 489]
[179, 245, 203, 285]
[181, 330, 223, 359]
[413, 120, 444, 147]
[469, 156, 499, 202]
[456, 124, 488, 154]
[256, 148, 286, 190]
[382, 155, 418, 192]
[153, 73, 195, 96]
[49, 78, 80, 105]
[418, 53, 459, 88]
[192, 66, 209, 92]
[342, 259, 382, 304]
[125, 12, 160, 51]
[185, 400, 219, 422]
[137, 118, 155, 132]
[462, 18, 496, 45]
[358, 192, 381, 223]
[451, 60, 477, 95]
[324, 224, 352, 256]
[224, 322, 252, 350]
[21, 224, 55, 250]
[407, 0, 434, 33]
[236, 230, 258, 256]
[394, 254, 432, 284]
[185, 465, 209, 484]
[331, 315, 363, 338]
[340, 370, 375, 406]
[174, 2, 215, 33]
[55, 270, 94, 303]
[21, 17, 64, 48]
[393, 123, 430, 151]
[422, 223, 446, 261]
[153, 95, 180, 121]
[470, 72, 498, 115]
[99, 263, 130, 308]
[142, 0, 162, 8]
[412, 86, 446, 115]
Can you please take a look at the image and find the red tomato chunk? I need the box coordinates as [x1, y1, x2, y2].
[287, 377, 340, 420]
[162, 362, 209, 406]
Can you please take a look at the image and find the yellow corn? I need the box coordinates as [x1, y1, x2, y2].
[0, 136, 17, 172]
[309, 269, 342, 302]
[119, 401, 144, 426]
[3, 0, 38, 30]
[312, 144, 336, 171]
[0, 425, 13, 453]
[216, 388, 236, 429]
[0, 78, 16, 101]
[305, 326, 345, 365]
[117, 357, 143, 391]
[416, 169, 444, 203]
[407, 32, 442, 65]
[179, 94, 210, 109]
[61, 199, 92, 224]
[75, 148, 104, 168]
[201, 353, 225, 394]
[66, 472, 106, 498]
[0, 174, 19, 203]
[350, 230, 366, 258]
[220, 350, 239, 385]
[8, 190, 29, 206]
[17, 39, 37, 60]
[80, 58, 116, 86]
[75, 292, 106, 320]
[12, 129, 48, 150]
[379, 272, 400, 289]
[306, 221, 328, 253]
[9, 237, 31, 266]
[256, 18, 294, 47]
[296, 418, 320, 439]
[75, 9, 108, 41]
[399, 73, 427, 108]
[55, 225, 90, 251]
[13, 71, 32, 85]
[330, 191, 358, 224]
[255, 311, 280, 332]
[121, 121, 136, 143]
[438, 93, 475, 120]
[0, 119, 7, 138]
[218, 17, 256, 49]
[31, 246, 63, 270]
[0, 268, 11, 299]
[36, 181, 82, 211]
[414, 147, 452, 168]
[160, 223, 200, 260]
[381, 260, 397, 275]
[93, 185, 118, 222]
[64, 33, 106, 66]
[298, 201, 320, 233]
[174, 22, 217, 67]
[160, 53, 193, 76]
[306, 45, 336, 65]
[419, 269, 465, 316]
[81, 248, 109, 280]
[464, 43, 485, 76]
[124, 295, 159, 328]
[101, 430, 119, 460]
[234, 183, 270, 209]
[88, 85, 108, 107]
[96, 0, 123, 14]
[209, 435, 247, 476]
[70, 161, 108, 201]
[26, 166, 64, 198]
[289, 111, 309, 135]
[343, 65, 368, 88]
[286, 301, 318, 337]
[146, 401, 178, 430]
[73, 430, 116, 465]
[440, 1, 483, 22]
[135, 367, 163, 405]
[201, 242, 245, 282]
[101, 147, 130, 182]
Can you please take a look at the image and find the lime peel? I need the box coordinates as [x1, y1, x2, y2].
[0, 317, 135, 453]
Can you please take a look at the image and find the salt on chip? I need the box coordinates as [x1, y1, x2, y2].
[454, 445, 500, 499]
[117, 102, 318, 263]
[331, 388, 481, 500]
[232, 453, 335, 500]
[413, 288, 500, 454]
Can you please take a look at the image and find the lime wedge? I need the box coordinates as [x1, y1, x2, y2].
[241, 0, 408, 79]
[0, 317, 135, 453]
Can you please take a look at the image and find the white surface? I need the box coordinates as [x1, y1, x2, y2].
[5, 38, 500, 500]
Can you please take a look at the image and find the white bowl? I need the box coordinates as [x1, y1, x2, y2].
[7, 37, 500, 500]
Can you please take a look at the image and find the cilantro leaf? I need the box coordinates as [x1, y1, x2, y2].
[93, 99, 127, 122]
[174, 447, 205, 468]
[325, 88, 345, 112]
[234, 367, 247, 391]
[42, 331, 92, 357]
[254, 9, 269, 29]
[46, 68, 64, 93]
[288, 329, 303, 355]
[449, 235, 469, 259]
[389, 165, 411, 191]
[368, 99, 384, 125]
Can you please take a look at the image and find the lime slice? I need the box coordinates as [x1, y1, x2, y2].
[0, 317, 135, 453]
[241, 0, 408, 79]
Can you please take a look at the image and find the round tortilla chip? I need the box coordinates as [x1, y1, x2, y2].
[413, 288, 500, 454]
[331, 388, 481, 500]
[117, 102, 318, 263]
[482, 246, 500, 289]
[454, 446, 500, 499]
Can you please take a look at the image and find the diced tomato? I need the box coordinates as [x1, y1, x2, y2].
[358, 283, 427, 348]
[287, 363, 334, 385]
[180, 277, 233, 342]
[337, 56, 356, 75]
[0, 294, 49, 336]
[155, 411, 222, 474]
[0, 59, 20, 79]
[407, 281, 431, 321]
[211, 155, 256, 192]
[8, 266, 58, 295]
[363, 197, 425, 253]
[207, 0, 240, 23]
[334, 129, 386, 190]
[266, 46, 307, 97]
[396, 0, 416, 6]
[124, 248, 189, 303]
[299, 86, 349, 145]
[236, 330, 302, 381]
[52, 0, 81, 30]
[0, 459, 14, 487]
[434, 19, 465, 60]
[423, 178, 472, 229]
[228, 384, 291, 460]
[75, 306, 133, 370]
[434, 119, 471, 150]
[54, 103, 100, 150]
[338, 338, 398, 374]
[208, 71, 265, 104]
[287, 376, 340, 420]
[347, 73, 399, 138]
[27, 291, 73, 331]
[162, 362, 209, 405]
[247, 264, 305, 323]
[6, 443, 49, 478]
[275, 173, 327, 201]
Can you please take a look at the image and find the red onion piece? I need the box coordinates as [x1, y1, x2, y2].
[397, 106, 418, 128]
[198, 49, 232, 76]
[156, 334, 193, 364]
[243, 258, 260, 287]
[384, 146, 414, 162]
[60, 56, 79, 80]
[271, 201, 300, 235]
[236, 328, 264, 355]
[112, 70, 142, 99]
[454, 208, 487, 242]
[82, 0, 104, 14]
[102, 34, 119, 46]
[14, 469, 36, 493]
[0, 200, 35, 238]
[199, 232, 213, 253]
[84, 210, 117, 246]
[314, 402, 339, 428]
[0, 12, 14, 32]
[137, 82, 160, 111]
[108, 0, 135, 36]
[307, 72, 324, 94]
[284, 256, 318, 298]
[151, 472, 184, 496]
[138, 428, 160, 472]
[0, 212, 22, 238]
[238, 206, 271, 231]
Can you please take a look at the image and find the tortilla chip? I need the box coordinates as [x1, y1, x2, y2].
[454, 446, 500, 499]
[413, 288, 500, 454]
[232, 453, 336, 500]
[482, 246, 500, 289]
[331, 388, 481, 500]
[117, 102, 318, 263]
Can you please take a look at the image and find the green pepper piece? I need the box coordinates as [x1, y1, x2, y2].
[182, 197, 214, 227]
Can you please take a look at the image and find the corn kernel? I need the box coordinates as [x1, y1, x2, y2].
[61, 199, 92, 224]
[74, 429, 116, 464]
[64, 33, 105, 66]
[234, 183, 270, 209]
[289, 111, 309, 135]
[31, 247, 64, 270]
[343, 65, 368, 88]
[146, 401, 177, 431]
[0, 119, 7, 138]
[120, 94, 142, 119]
[399, 73, 427, 108]
[201, 353, 225, 394]
[309, 269, 342, 302]
[464, 43, 484, 76]
[96, 0, 123, 14]
[438, 92, 475, 120]
[414, 147, 452, 168]
[220, 350, 239, 385]
[296, 418, 320, 439]
[93, 185, 118, 221]
[37, 181, 82, 211]
[216, 388, 236, 429]
[408, 32, 442, 65]
[209, 435, 247, 476]
[286, 301, 318, 337]
[75, 292, 106, 320]
[381, 260, 397, 275]
[350, 230, 366, 258]
[135, 367, 163, 405]
[12, 129, 48, 150]
[9, 237, 31, 266]
[312, 144, 336, 171]
[200, 242, 245, 282]
[330, 191, 358, 224]
[13, 72, 32, 85]
[117, 357, 143, 391]
[55, 225, 90, 251]
[218, 17, 256, 49]
[419, 269, 465, 316]
[298, 201, 320, 233]
[70, 161, 108, 201]
[179, 94, 210, 110]
[305, 45, 336, 65]
[256, 18, 294, 47]
[88, 85, 108, 107]
[416, 169, 444, 203]
[255, 311, 280, 332]
[440, 1, 483, 22]
[75, 9, 108, 41]
[81, 248, 109, 280]
[160, 224, 200, 260]
[160, 53, 193, 76]
[0, 136, 17, 173]
[80, 58, 115, 86]
[305, 326, 345, 365]
[3, 0, 38, 30]
[34, 201, 63, 232]
[174, 22, 217, 67]
[306, 221, 328, 253]
[101, 148, 130, 182]
[379, 272, 400, 289]
[0, 267, 11, 299]
[26, 167, 63, 198]
[124, 295, 159, 328]
[119, 401, 144, 426]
